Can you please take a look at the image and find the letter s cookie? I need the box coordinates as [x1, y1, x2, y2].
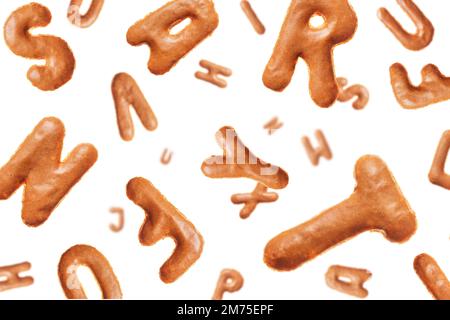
[4, 3, 76, 91]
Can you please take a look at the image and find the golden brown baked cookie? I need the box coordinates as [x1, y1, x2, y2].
[127, 0, 219, 75]
[390, 63, 450, 109]
[325, 265, 371, 298]
[429, 130, 450, 190]
[337, 77, 369, 110]
[301, 130, 332, 166]
[263, 117, 283, 135]
[67, 0, 105, 28]
[231, 183, 278, 219]
[264, 155, 417, 271]
[4, 3, 75, 91]
[160, 148, 173, 165]
[109, 207, 124, 232]
[58, 244, 122, 299]
[378, 0, 433, 51]
[0, 117, 97, 227]
[414, 253, 450, 300]
[202, 126, 289, 189]
[112, 73, 158, 141]
[127, 177, 203, 283]
[212, 269, 244, 300]
[0, 262, 33, 293]
[195, 60, 232, 88]
[240, 1, 265, 35]
[263, 0, 357, 108]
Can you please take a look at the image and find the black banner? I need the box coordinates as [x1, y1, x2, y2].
[0, 300, 442, 319]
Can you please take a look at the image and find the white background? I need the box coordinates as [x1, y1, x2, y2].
[0, 0, 449, 300]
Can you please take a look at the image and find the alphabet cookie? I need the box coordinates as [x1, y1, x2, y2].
[4, 3, 76, 90]
[112, 73, 158, 141]
[160, 148, 173, 165]
[195, 60, 232, 88]
[67, 0, 105, 28]
[414, 253, 450, 300]
[301, 130, 333, 166]
[231, 183, 279, 219]
[109, 207, 125, 232]
[240, 1, 265, 35]
[264, 155, 417, 271]
[325, 265, 371, 298]
[390, 63, 450, 109]
[378, 0, 434, 51]
[429, 130, 450, 190]
[263, 117, 283, 135]
[0, 262, 33, 293]
[127, 177, 203, 283]
[201, 126, 289, 190]
[58, 244, 122, 299]
[263, 0, 357, 107]
[212, 269, 244, 300]
[127, 0, 219, 75]
[337, 77, 369, 110]
[0, 117, 97, 227]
